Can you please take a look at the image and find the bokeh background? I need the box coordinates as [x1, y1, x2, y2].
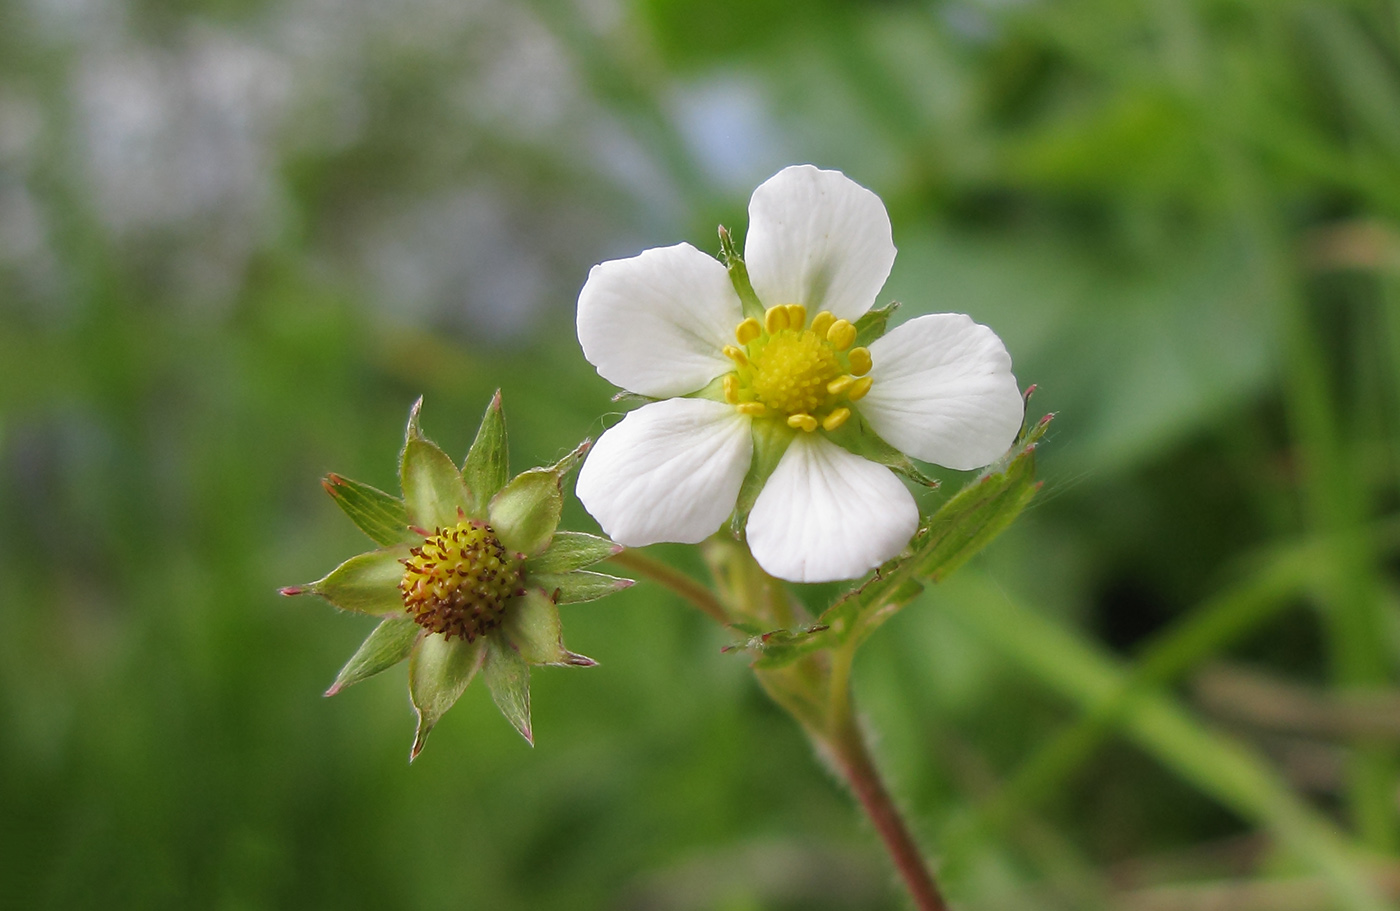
[5, 0, 1400, 908]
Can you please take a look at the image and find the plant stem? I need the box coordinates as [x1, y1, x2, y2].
[827, 700, 950, 911]
[608, 548, 731, 625]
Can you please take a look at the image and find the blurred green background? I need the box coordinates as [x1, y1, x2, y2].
[5, 0, 1400, 907]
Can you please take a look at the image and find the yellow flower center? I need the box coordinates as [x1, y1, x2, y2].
[722, 305, 874, 432]
[399, 520, 523, 642]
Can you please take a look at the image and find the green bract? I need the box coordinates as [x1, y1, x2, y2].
[282, 393, 629, 760]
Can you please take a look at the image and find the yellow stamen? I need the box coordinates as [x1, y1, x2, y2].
[737, 402, 768, 417]
[826, 319, 856, 351]
[787, 413, 818, 432]
[847, 347, 872, 377]
[723, 374, 740, 404]
[822, 408, 851, 431]
[723, 345, 749, 367]
[827, 375, 855, 396]
[765, 306, 790, 334]
[848, 376, 873, 401]
[735, 318, 761, 345]
[785, 304, 807, 329]
[810, 310, 835, 339]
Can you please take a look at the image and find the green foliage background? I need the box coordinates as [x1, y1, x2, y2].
[4, 0, 1400, 907]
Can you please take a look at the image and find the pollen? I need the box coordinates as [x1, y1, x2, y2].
[399, 521, 523, 642]
[752, 331, 839, 416]
[722, 307, 877, 430]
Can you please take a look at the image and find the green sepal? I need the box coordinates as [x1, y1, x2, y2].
[484, 634, 533, 745]
[502, 590, 598, 666]
[409, 633, 486, 760]
[322, 474, 412, 547]
[326, 617, 421, 696]
[853, 301, 899, 346]
[487, 439, 589, 557]
[462, 390, 508, 516]
[731, 419, 795, 535]
[530, 571, 634, 604]
[300, 546, 411, 615]
[718, 225, 766, 321]
[687, 374, 730, 404]
[525, 531, 622, 574]
[400, 397, 471, 531]
[823, 410, 938, 487]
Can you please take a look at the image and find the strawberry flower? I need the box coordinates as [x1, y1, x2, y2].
[575, 165, 1023, 582]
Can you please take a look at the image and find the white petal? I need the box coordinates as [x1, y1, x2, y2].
[576, 398, 752, 547]
[862, 313, 1024, 470]
[747, 434, 918, 583]
[744, 165, 896, 322]
[577, 242, 742, 398]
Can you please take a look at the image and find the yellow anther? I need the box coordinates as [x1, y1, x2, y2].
[737, 402, 768, 417]
[822, 408, 851, 431]
[723, 345, 749, 367]
[827, 375, 855, 396]
[765, 306, 790, 334]
[826, 319, 856, 351]
[785, 304, 807, 329]
[848, 376, 873, 401]
[735, 318, 761, 345]
[723, 374, 740, 404]
[810, 310, 835, 339]
[787, 413, 818, 432]
[847, 347, 872, 377]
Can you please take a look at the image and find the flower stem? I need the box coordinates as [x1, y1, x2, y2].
[827, 692, 951, 911]
[608, 548, 731, 625]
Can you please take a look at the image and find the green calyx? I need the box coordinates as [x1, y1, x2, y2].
[282, 393, 631, 760]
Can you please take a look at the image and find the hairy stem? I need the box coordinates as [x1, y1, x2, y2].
[826, 697, 950, 911]
[608, 548, 731, 625]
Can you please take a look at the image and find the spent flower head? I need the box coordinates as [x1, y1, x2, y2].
[282, 394, 631, 759]
[575, 164, 1024, 582]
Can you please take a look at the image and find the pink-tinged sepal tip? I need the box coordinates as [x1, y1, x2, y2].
[323, 683, 342, 698]
[278, 586, 305, 597]
[409, 525, 431, 537]
[565, 652, 599, 667]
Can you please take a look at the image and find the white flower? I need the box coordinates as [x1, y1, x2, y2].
[574, 165, 1024, 583]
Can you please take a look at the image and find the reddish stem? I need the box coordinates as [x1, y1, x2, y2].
[829, 713, 950, 911]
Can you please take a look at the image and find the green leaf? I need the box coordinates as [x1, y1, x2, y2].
[484, 634, 532, 745]
[853, 301, 899, 346]
[731, 419, 793, 535]
[409, 633, 485, 760]
[400, 397, 471, 531]
[326, 617, 420, 695]
[914, 414, 1051, 581]
[525, 531, 622, 573]
[298, 546, 411, 615]
[321, 474, 411, 546]
[530, 571, 634, 604]
[823, 409, 937, 487]
[737, 414, 1052, 671]
[721, 623, 832, 670]
[487, 439, 589, 557]
[462, 390, 508, 515]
